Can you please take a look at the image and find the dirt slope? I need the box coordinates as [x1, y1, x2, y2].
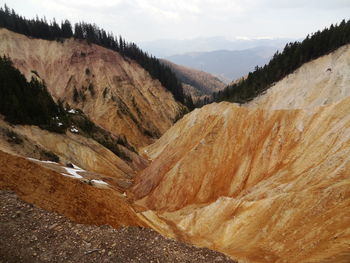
[0, 29, 183, 148]
[160, 59, 225, 101]
[0, 191, 235, 263]
[131, 45, 350, 262]
[0, 150, 144, 228]
[0, 118, 142, 189]
[132, 100, 350, 263]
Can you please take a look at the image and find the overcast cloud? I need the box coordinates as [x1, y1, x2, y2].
[1, 0, 349, 42]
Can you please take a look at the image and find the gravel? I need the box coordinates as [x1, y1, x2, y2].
[0, 190, 236, 263]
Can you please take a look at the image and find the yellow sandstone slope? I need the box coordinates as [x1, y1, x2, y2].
[0, 29, 184, 148]
[131, 45, 350, 262]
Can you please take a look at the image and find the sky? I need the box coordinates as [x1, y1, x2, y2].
[1, 0, 350, 43]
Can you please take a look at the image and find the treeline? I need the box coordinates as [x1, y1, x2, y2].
[0, 55, 67, 132]
[204, 19, 350, 105]
[0, 5, 192, 107]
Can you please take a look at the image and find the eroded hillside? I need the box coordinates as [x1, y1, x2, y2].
[160, 59, 225, 101]
[0, 29, 184, 148]
[131, 45, 350, 262]
[0, 118, 142, 188]
[1, 20, 350, 263]
[0, 150, 144, 228]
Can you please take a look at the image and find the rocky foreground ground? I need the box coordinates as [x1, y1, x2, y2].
[0, 190, 235, 263]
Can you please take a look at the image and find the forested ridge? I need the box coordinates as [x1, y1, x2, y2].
[0, 55, 66, 132]
[204, 19, 350, 105]
[0, 5, 193, 108]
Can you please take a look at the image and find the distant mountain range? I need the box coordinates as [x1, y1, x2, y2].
[139, 37, 293, 82]
[166, 46, 279, 82]
[138, 36, 293, 58]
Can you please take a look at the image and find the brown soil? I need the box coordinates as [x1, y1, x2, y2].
[0, 190, 236, 263]
[0, 150, 143, 228]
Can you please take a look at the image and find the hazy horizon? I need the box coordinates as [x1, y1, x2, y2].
[1, 0, 349, 43]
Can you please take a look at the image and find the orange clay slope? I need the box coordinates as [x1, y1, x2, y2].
[0, 150, 146, 228]
[131, 45, 350, 263]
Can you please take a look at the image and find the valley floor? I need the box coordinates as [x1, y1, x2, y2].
[0, 190, 235, 263]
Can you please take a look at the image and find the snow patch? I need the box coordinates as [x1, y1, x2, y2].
[91, 179, 108, 185]
[27, 158, 108, 186]
[68, 109, 78, 114]
[27, 157, 57, 164]
[62, 166, 85, 179]
[70, 126, 79, 133]
[72, 164, 83, 170]
[62, 173, 82, 179]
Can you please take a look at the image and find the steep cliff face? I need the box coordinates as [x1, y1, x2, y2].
[0, 29, 183, 148]
[131, 45, 350, 262]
